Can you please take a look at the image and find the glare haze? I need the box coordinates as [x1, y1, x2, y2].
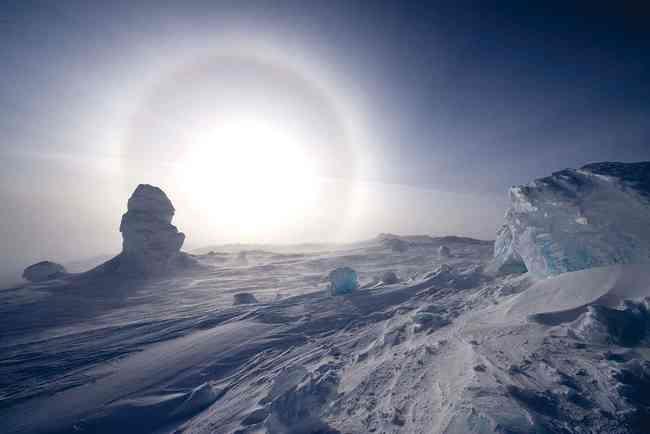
[1, 1, 649, 279]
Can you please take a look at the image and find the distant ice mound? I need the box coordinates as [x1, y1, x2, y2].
[378, 233, 409, 252]
[328, 267, 358, 295]
[494, 161, 650, 276]
[233, 292, 258, 305]
[22, 261, 66, 282]
[438, 245, 451, 258]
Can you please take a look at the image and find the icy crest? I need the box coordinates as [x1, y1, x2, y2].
[494, 162, 650, 276]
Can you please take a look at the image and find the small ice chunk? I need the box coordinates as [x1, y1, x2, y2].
[380, 271, 399, 284]
[328, 267, 358, 295]
[22, 261, 66, 282]
[438, 245, 451, 258]
[233, 292, 258, 305]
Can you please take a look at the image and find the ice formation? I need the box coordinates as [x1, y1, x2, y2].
[494, 161, 650, 276]
[22, 261, 66, 282]
[378, 234, 409, 252]
[115, 184, 190, 276]
[328, 266, 358, 295]
[380, 270, 399, 284]
[233, 292, 258, 305]
[438, 245, 451, 258]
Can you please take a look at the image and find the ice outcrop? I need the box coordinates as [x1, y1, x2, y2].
[438, 245, 451, 258]
[380, 270, 399, 284]
[22, 261, 66, 282]
[490, 225, 528, 275]
[328, 267, 358, 295]
[233, 292, 258, 305]
[494, 161, 650, 276]
[115, 184, 190, 276]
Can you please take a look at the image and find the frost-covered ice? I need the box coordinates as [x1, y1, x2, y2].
[328, 266, 359, 295]
[495, 161, 650, 276]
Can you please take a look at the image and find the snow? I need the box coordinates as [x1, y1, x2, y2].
[2, 237, 650, 433]
[505, 264, 650, 322]
[3, 164, 650, 433]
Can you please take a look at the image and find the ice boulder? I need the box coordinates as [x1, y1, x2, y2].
[328, 267, 358, 295]
[494, 161, 650, 276]
[115, 184, 191, 276]
[22, 261, 66, 282]
[380, 270, 399, 284]
[438, 245, 451, 258]
[233, 292, 258, 305]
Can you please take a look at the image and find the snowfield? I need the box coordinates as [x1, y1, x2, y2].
[3, 234, 650, 433]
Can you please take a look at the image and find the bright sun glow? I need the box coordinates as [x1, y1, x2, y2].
[176, 117, 321, 234]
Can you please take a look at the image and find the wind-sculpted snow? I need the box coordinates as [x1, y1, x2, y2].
[3, 234, 650, 433]
[494, 161, 650, 276]
[116, 184, 193, 276]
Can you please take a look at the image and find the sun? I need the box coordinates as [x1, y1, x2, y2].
[175, 116, 321, 235]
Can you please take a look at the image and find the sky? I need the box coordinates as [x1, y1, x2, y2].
[1, 1, 649, 278]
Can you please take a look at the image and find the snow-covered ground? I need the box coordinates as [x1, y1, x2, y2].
[2, 234, 650, 433]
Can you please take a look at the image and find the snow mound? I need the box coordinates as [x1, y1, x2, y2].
[495, 161, 650, 276]
[74, 383, 222, 433]
[328, 267, 358, 295]
[22, 261, 66, 282]
[570, 299, 650, 346]
[506, 264, 650, 323]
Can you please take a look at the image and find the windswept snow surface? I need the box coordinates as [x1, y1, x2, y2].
[2, 236, 650, 433]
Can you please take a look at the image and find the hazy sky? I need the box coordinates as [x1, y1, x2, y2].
[1, 1, 649, 277]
